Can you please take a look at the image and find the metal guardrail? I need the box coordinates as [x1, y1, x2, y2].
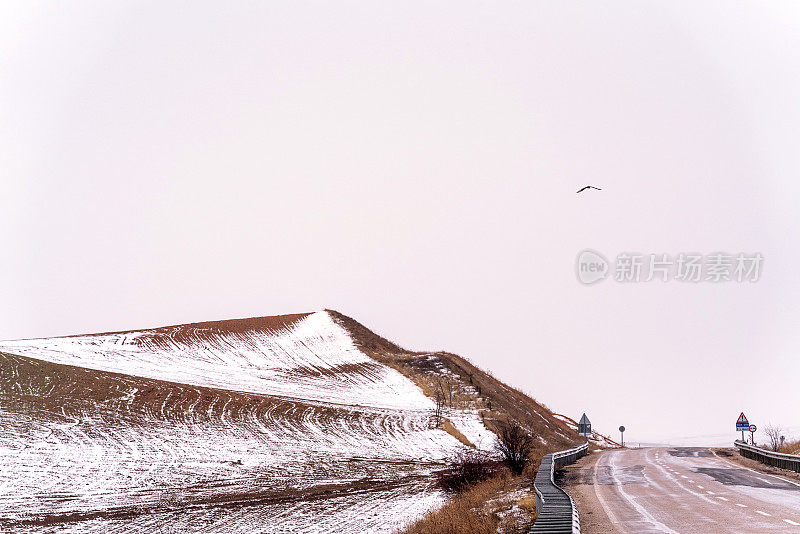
[531, 443, 588, 533]
[735, 440, 800, 473]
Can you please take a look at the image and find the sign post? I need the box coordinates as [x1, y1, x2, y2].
[736, 412, 749, 442]
[619, 425, 626, 447]
[578, 414, 591, 443]
[749, 424, 757, 445]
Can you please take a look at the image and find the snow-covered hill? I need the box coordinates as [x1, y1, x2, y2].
[0, 311, 493, 533]
[0, 311, 431, 410]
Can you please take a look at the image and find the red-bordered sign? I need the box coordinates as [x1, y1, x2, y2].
[736, 412, 749, 432]
[749, 424, 757, 432]
[737, 412, 748, 424]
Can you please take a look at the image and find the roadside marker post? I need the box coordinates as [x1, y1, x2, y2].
[736, 412, 749, 442]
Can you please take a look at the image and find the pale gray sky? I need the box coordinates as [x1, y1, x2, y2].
[2, 2, 799, 445]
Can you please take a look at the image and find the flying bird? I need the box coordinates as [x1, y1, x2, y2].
[576, 185, 602, 193]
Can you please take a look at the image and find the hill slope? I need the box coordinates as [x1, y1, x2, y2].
[328, 310, 579, 452]
[0, 310, 579, 533]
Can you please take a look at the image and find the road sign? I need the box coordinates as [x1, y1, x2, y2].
[749, 424, 757, 432]
[619, 425, 626, 447]
[578, 413, 592, 437]
[736, 412, 749, 431]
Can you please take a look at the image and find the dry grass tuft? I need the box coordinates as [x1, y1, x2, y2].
[405, 469, 541, 534]
[779, 438, 800, 455]
[518, 494, 536, 514]
[441, 419, 475, 448]
[404, 473, 512, 534]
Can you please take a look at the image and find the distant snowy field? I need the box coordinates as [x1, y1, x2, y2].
[0, 311, 494, 533]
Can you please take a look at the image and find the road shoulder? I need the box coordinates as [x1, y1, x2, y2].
[554, 449, 622, 534]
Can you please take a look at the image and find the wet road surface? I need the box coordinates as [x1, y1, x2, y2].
[560, 447, 800, 533]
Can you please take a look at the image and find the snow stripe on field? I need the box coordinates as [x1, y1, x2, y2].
[0, 312, 432, 410]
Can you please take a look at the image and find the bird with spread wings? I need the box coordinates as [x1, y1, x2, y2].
[576, 185, 602, 193]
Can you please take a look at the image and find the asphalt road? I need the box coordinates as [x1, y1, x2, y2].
[559, 447, 800, 533]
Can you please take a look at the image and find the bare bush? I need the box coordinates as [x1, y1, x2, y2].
[764, 424, 782, 451]
[493, 421, 535, 475]
[439, 377, 454, 407]
[433, 388, 445, 427]
[437, 448, 502, 493]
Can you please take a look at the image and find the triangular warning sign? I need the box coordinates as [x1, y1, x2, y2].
[737, 412, 748, 424]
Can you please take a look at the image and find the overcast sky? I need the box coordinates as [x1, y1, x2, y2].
[2, 2, 799, 445]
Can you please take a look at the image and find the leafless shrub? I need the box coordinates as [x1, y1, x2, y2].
[433, 388, 445, 427]
[493, 420, 535, 475]
[764, 424, 783, 451]
[437, 448, 502, 493]
[432, 376, 460, 427]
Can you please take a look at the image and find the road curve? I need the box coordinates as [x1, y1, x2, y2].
[559, 447, 800, 533]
